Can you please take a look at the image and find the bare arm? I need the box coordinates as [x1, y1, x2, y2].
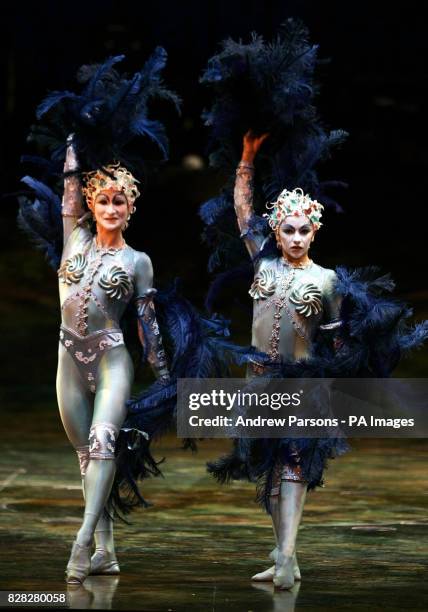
[234, 131, 269, 259]
[134, 254, 170, 383]
[62, 135, 86, 246]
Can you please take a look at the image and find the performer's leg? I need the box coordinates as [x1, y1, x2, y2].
[77, 449, 119, 575]
[57, 347, 92, 489]
[251, 490, 301, 582]
[251, 496, 279, 581]
[56, 346, 94, 584]
[57, 345, 93, 450]
[74, 347, 133, 564]
[273, 481, 307, 590]
[271, 497, 301, 580]
[94, 512, 115, 554]
[89, 511, 120, 575]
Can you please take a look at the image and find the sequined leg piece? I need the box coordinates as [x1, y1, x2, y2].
[59, 325, 124, 393]
[89, 423, 118, 460]
[270, 461, 306, 497]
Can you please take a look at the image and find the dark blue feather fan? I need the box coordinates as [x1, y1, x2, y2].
[29, 49, 181, 176]
[199, 19, 348, 281]
[19, 50, 180, 270]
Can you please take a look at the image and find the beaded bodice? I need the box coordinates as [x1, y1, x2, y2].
[250, 257, 341, 361]
[58, 225, 143, 336]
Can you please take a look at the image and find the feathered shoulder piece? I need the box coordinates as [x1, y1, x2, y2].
[29, 49, 181, 175]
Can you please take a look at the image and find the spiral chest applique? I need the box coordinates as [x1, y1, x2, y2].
[249, 268, 277, 300]
[58, 253, 87, 285]
[289, 282, 322, 317]
[98, 265, 132, 300]
[266, 261, 323, 359]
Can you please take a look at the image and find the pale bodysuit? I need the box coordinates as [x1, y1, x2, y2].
[234, 163, 342, 493]
[56, 140, 169, 580]
[57, 143, 167, 492]
[56, 218, 167, 470]
[58, 222, 155, 395]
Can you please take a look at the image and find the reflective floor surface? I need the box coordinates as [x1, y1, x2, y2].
[0, 403, 428, 610]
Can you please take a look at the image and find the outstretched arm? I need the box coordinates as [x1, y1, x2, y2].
[234, 130, 269, 259]
[62, 134, 86, 246]
[134, 254, 170, 383]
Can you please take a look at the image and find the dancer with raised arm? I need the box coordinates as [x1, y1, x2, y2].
[233, 130, 342, 589]
[58, 136, 169, 584]
[18, 50, 182, 584]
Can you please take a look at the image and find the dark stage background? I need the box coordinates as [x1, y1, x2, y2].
[1, 7, 427, 609]
[1, 0, 427, 390]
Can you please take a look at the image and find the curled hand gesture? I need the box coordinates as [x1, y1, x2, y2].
[242, 130, 269, 164]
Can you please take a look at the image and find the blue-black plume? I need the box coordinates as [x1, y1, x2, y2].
[29, 50, 181, 175]
[17, 176, 63, 269]
[199, 19, 347, 278]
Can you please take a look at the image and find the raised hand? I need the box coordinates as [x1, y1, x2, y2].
[242, 130, 269, 164]
[64, 133, 79, 172]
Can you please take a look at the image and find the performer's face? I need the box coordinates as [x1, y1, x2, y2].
[277, 215, 316, 259]
[93, 189, 130, 231]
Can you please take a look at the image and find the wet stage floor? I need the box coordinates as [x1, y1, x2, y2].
[1, 405, 428, 611]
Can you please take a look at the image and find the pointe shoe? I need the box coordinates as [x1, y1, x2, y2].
[89, 549, 120, 575]
[66, 541, 92, 585]
[269, 547, 301, 580]
[273, 552, 295, 590]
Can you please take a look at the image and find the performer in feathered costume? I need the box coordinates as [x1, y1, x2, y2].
[59, 139, 170, 585]
[199, 21, 428, 590]
[19, 51, 178, 585]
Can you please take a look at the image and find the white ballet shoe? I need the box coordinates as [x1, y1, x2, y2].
[89, 549, 120, 575]
[66, 541, 92, 585]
